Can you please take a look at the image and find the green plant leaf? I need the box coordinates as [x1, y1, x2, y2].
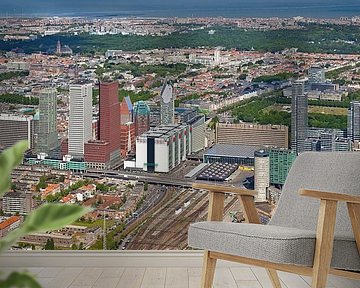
[0, 140, 28, 196]
[0, 204, 91, 251]
[22, 204, 92, 234]
[0, 271, 41, 288]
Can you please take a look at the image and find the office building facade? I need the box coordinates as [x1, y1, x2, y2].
[85, 81, 121, 168]
[269, 149, 297, 186]
[0, 114, 35, 150]
[348, 101, 360, 142]
[36, 88, 59, 156]
[216, 123, 289, 149]
[160, 82, 174, 125]
[68, 83, 92, 158]
[291, 80, 308, 154]
[136, 124, 191, 173]
[133, 101, 151, 137]
[119, 96, 135, 156]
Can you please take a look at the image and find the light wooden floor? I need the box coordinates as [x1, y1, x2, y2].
[2, 265, 359, 288]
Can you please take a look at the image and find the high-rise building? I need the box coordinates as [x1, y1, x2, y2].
[269, 149, 297, 186]
[68, 83, 92, 158]
[291, 80, 308, 154]
[254, 150, 270, 202]
[308, 66, 325, 84]
[217, 123, 289, 149]
[119, 96, 135, 156]
[99, 81, 121, 156]
[160, 82, 174, 125]
[0, 114, 36, 150]
[347, 101, 360, 142]
[36, 88, 59, 156]
[133, 101, 151, 136]
[85, 81, 121, 168]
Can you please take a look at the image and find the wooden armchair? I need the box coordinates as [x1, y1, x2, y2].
[188, 152, 360, 288]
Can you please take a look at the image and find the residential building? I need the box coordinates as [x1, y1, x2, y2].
[216, 123, 288, 149]
[135, 124, 191, 173]
[36, 88, 59, 156]
[254, 150, 270, 202]
[2, 191, 34, 214]
[0, 114, 36, 150]
[160, 82, 174, 125]
[133, 101, 151, 137]
[68, 83, 92, 158]
[0, 216, 21, 237]
[291, 80, 308, 154]
[348, 101, 360, 142]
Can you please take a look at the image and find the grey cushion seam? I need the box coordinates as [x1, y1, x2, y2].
[191, 226, 315, 241]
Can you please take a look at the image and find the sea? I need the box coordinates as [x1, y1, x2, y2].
[1, 0, 360, 18]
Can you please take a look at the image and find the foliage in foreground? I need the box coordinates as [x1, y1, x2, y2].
[0, 141, 91, 287]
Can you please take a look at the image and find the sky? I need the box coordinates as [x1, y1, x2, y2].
[1, 0, 360, 17]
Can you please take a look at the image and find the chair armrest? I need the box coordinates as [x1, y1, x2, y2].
[299, 189, 360, 204]
[193, 183, 259, 223]
[193, 183, 257, 197]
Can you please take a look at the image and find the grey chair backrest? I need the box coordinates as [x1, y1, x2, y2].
[270, 152, 360, 239]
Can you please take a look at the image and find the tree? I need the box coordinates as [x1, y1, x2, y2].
[31, 244, 35, 250]
[71, 244, 78, 250]
[44, 238, 55, 250]
[79, 242, 84, 250]
[143, 182, 148, 192]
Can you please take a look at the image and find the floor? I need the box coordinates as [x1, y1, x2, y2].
[1, 265, 359, 288]
[0, 251, 359, 288]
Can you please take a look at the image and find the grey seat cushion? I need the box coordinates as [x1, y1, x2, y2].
[188, 221, 360, 271]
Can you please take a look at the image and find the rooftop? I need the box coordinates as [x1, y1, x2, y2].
[205, 144, 264, 158]
[0, 251, 358, 288]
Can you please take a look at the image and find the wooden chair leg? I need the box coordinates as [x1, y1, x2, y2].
[311, 200, 337, 288]
[267, 269, 282, 288]
[201, 250, 217, 288]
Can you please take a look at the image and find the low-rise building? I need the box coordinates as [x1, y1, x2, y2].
[0, 216, 21, 237]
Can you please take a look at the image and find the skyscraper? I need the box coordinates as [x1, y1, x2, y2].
[36, 88, 59, 156]
[160, 82, 174, 125]
[291, 80, 308, 154]
[133, 101, 150, 136]
[347, 101, 360, 142]
[68, 83, 92, 158]
[98, 81, 121, 164]
[119, 96, 135, 156]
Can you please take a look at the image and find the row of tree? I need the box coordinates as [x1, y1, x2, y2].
[0, 93, 38, 105]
